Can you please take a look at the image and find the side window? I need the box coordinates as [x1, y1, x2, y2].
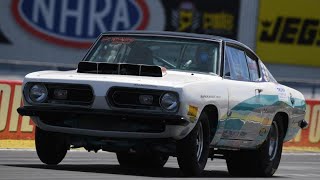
[246, 54, 260, 81]
[260, 61, 277, 83]
[225, 46, 250, 81]
[224, 52, 231, 78]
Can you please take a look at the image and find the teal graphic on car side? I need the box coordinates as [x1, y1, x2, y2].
[223, 95, 306, 132]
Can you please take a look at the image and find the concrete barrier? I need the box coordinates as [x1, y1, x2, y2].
[0, 80, 319, 150]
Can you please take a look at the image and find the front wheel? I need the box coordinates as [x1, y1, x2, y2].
[176, 112, 210, 176]
[35, 127, 68, 165]
[226, 115, 284, 177]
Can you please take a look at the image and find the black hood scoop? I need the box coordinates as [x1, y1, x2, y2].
[77, 62, 166, 77]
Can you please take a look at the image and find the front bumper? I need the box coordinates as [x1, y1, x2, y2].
[17, 106, 190, 139]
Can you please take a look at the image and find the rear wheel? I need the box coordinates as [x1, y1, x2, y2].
[176, 112, 210, 176]
[116, 152, 168, 168]
[226, 115, 284, 177]
[35, 127, 68, 165]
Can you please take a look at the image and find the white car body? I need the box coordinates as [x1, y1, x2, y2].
[18, 31, 307, 176]
[21, 57, 305, 149]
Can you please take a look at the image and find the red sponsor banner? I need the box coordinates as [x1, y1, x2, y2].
[0, 80, 34, 140]
[0, 80, 319, 149]
[285, 99, 320, 148]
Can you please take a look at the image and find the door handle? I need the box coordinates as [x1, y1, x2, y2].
[255, 88, 263, 93]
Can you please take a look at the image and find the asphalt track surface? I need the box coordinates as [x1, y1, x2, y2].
[0, 150, 319, 180]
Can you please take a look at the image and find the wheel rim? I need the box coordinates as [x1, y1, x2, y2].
[268, 121, 279, 161]
[196, 123, 204, 161]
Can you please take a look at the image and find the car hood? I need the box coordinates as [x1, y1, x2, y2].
[25, 70, 222, 88]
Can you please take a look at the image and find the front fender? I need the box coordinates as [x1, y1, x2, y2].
[178, 86, 228, 140]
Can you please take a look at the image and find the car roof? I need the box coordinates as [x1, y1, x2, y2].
[102, 31, 259, 59]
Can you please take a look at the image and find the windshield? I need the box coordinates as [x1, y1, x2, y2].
[84, 35, 220, 74]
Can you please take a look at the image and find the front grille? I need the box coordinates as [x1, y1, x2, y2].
[45, 83, 94, 106]
[107, 87, 164, 110]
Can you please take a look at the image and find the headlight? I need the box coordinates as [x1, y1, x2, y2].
[29, 84, 48, 103]
[160, 92, 178, 112]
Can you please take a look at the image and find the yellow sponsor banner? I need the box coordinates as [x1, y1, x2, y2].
[256, 0, 320, 66]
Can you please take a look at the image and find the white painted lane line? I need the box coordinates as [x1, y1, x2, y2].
[280, 166, 319, 170]
[282, 162, 320, 165]
[278, 173, 320, 177]
[283, 152, 320, 156]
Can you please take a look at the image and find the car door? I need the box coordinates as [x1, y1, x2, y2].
[257, 61, 285, 140]
[220, 44, 264, 144]
[239, 52, 269, 142]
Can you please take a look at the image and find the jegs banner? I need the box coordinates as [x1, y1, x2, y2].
[256, 0, 320, 67]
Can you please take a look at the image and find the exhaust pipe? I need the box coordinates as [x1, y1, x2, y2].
[298, 120, 308, 129]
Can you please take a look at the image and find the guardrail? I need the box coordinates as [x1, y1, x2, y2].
[0, 59, 76, 69]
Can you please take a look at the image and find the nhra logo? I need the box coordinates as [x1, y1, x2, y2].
[12, 0, 149, 48]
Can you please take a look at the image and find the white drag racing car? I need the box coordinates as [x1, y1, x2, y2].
[18, 31, 308, 177]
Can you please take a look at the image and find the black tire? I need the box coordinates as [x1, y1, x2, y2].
[35, 127, 68, 165]
[116, 152, 169, 168]
[176, 112, 210, 176]
[226, 115, 284, 177]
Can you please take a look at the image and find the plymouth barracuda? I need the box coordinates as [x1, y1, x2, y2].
[17, 31, 308, 177]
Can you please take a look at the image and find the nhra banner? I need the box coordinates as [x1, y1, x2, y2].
[0, 80, 320, 149]
[0, 0, 240, 65]
[256, 0, 320, 67]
